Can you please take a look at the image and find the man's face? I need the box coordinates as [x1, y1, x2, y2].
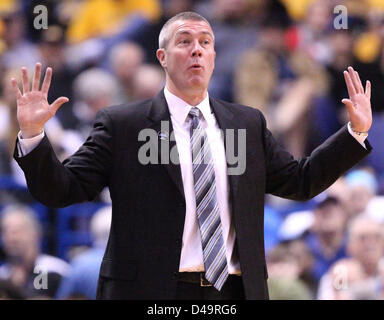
[348, 185, 373, 215]
[313, 204, 346, 241]
[1, 215, 38, 261]
[157, 20, 216, 93]
[348, 221, 384, 269]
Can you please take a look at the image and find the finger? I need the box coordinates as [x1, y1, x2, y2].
[344, 70, 356, 98]
[50, 97, 69, 114]
[41, 67, 52, 96]
[365, 80, 371, 100]
[354, 70, 364, 94]
[348, 67, 362, 94]
[32, 62, 42, 91]
[342, 98, 355, 115]
[11, 78, 23, 100]
[21, 67, 30, 94]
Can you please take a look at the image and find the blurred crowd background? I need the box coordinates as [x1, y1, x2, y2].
[0, 0, 384, 300]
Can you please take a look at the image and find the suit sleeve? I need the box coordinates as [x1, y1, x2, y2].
[260, 112, 372, 201]
[13, 109, 114, 208]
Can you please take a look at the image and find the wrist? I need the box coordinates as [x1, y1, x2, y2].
[20, 128, 43, 139]
[348, 122, 369, 137]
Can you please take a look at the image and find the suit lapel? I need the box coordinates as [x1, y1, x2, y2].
[147, 91, 185, 199]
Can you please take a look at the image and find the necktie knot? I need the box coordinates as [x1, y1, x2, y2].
[189, 107, 201, 134]
[189, 107, 200, 119]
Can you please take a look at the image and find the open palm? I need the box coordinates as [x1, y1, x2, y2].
[11, 63, 69, 138]
[342, 66, 372, 133]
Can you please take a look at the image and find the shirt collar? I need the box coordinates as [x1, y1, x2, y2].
[164, 87, 211, 124]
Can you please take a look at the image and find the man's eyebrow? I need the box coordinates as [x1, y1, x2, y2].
[175, 30, 214, 38]
[201, 31, 214, 38]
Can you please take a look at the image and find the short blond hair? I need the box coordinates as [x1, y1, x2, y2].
[158, 11, 213, 49]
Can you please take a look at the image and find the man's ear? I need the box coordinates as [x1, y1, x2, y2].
[156, 48, 167, 68]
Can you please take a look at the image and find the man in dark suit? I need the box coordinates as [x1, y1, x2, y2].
[11, 12, 372, 300]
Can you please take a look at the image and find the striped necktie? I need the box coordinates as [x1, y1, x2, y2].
[189, 107, 229, 291]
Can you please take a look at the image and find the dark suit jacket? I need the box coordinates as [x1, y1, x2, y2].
[14, 91, 372, 299]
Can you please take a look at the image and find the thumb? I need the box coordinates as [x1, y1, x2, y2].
[341, 98, 355, 115]
[50, 97, 69, 114]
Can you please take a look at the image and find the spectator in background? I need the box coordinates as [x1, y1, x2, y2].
[346, 214, 384, 280]
[0, 6, 41, 70]
[37, 25, 78, 130]
[317, 258, 376, 300]
[353, 8, 384, 65]
[288, 239, 318, 295]
[0, 68, 20, 176]
[344, 169, 378, 218]
[21, 0, 66, 43]
[311, 28, 356, 146]
[131, 64, 165, 100]
[354, 29, 384, 185]
[65, 0, 161, 44]
[55, 0, 160, 72]
[266, 242, 313, 299]
[71, 68, 120, 140]
[264, 205, 283, 254]
[304, 196, 348, 282]
[234, 15, 328, 157]
[276, 178, 350, 242]
[286, 0, 333, 65]
[0, 279, 25, 300]
[347, 10, 384, 190]
[199, 0, 258, 102]
[108, 41, 145, 103]
[56, 206, 112, 300]
[364, 194, 384, 224]
[0, 205, 70, 299]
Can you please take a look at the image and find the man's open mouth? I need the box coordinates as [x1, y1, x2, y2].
[190, 64, 203, 69]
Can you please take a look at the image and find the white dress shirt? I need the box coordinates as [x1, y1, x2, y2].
[163, 87, 240, 274]
[17, 89, 368, 276]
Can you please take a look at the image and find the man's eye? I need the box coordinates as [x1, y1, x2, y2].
[180, 39, 189, 44]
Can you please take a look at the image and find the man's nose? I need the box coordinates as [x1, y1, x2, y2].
[191, 42, 202, 57]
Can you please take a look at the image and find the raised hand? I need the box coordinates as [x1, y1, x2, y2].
[342, 66, 372, 133]
[11, 62, 69, 138]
